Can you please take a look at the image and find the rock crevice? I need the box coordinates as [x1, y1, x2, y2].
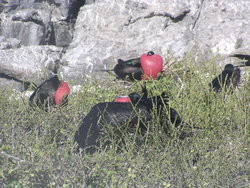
[192, 0, 205, 30]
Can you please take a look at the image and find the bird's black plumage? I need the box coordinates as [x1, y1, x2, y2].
[114, 58, 143, 80]
[232, 68, 241, 88]
[99, 57, 143, 81]
[209, 64, 241, 92]
[74, 102, 151, 152]
[74, 87, 183, 152]
[29, 75, 68, 110]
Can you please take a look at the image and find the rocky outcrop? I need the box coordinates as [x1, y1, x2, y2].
[193, 0, 250, 56]
[0, 36, 21, 50]
[0, 74, 29, 92]
[0, 45, 63, 84]
[0, 0, 250, 90]
[0, 0, 83, 46]
[62, 0, 197, 81]
[0, 0, 86, 90]
[61, 0, 250, 82]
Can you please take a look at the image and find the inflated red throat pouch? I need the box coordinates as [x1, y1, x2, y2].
[55, 81, 70, 106]
[140, 51, 163, 79]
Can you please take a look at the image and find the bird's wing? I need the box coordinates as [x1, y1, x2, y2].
[231, 54, 250, 60]
[74, 105, 101, 150]
[231, 54, 250, 66]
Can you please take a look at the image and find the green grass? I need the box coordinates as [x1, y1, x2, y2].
[0, 58, 249, 187]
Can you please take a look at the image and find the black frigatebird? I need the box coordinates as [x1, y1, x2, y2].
[99, 51, 163, 81]
[74, 86, 183, 152]
[29, 75, 70, 111]
[209, 64, 241, 93]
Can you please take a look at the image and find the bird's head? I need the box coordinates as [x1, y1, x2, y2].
[128, 92, 141, 103]
[55, 81, 70, 106]
[224, 64, 234, 71]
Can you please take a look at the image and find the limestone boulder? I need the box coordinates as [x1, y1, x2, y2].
[0, 36, 21, 50]
[193, 0, 250, 58]
[0, 45, 63, 84]
[0, 0, 83, 46]
[62, 0, 200, 81]
[61, 0, 250, 82]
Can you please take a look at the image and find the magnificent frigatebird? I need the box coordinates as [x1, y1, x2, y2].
[114, 58, 143, 80]
[100, 51, 163, 81]
[74, 86, 183, 152]
[209, 64, 241, 93]
[29, 75, 70, 110]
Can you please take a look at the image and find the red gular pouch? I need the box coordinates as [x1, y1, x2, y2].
[55, 81, 70, 106]
[114, 96, 131, 103]
[140, 51, 163, 80]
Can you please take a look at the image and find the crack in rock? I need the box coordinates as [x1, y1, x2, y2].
[11, 11, 44, 26]
[124, 10, 190, 27]
[192, 0, 205, 30]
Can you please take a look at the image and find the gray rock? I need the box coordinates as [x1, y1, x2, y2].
[0, 36, 21, 50]
[0, 76, 28, 92]
[0, 0, 81, 46]
[61, 0, 199, 82]
[0, 45, 63, 84]
[0, 0, 86, 87]
[61, 0, 250, 82]
[85, 0, 96, 5]
[193, 0, 250, 59]
[52, 21, 73, 47]
[0, 0, 80, 17]
[0, 8, 53, 45]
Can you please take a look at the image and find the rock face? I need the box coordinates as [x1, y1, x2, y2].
[0, 0, 250, 89]
[193, 0, 250, 56]
[61, 0, 250, 82]
[0, 0, 83, 46]
[62, 0, 197, 81]
[0, 45, 63, 84]
[0, 0, 85, 90]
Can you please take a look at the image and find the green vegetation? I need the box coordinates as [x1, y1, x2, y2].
[0, 58, 249, 187]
